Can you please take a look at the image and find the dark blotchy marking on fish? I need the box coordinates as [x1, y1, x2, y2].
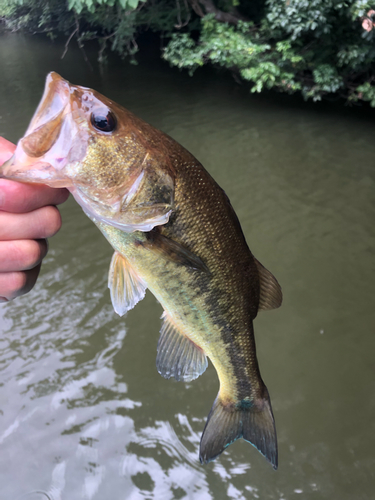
[0, 72, 283, 469]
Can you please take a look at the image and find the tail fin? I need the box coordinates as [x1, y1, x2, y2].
[199, 391, 278, 469]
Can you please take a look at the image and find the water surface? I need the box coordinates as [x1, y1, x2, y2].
[0, 33, 374, 500]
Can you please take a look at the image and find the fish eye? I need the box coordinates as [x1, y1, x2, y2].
[91, 109, 117, 133]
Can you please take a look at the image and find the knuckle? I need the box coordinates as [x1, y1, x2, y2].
[8, 266, 40, 299]
[5, 240, 29, 269]
[4, 240, 46, 271]
[1, 181, 31, 212]
[23, 240, 48, 270]
[38, 206, 62, 238]
[8, 271, 29, 298]
[54, 188, 70, 206]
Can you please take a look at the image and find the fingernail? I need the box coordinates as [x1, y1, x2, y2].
[0, 296, 9, 303]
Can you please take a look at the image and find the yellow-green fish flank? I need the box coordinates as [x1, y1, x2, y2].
[0, 72, 282, 468]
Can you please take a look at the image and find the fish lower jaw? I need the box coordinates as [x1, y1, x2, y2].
[71, 186, 172, 233]
[0, 159, 65, 186]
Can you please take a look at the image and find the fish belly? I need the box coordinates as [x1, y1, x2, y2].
[97, 221, 277, 468]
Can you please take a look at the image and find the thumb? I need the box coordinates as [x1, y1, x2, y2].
[0, 137, 16, 165]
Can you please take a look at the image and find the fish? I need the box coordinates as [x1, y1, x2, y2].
[1, 72, 282, 468]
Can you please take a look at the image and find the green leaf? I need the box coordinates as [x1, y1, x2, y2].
[127, 0, 139, 9]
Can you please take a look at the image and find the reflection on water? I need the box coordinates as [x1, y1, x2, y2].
[1, 33, 375, 500]
[0, 240, 260, 500]
[0, 246, 256, 500]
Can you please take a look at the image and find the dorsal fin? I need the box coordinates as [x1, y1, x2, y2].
[108, 251, 147, 316]
[156, 312, 208, 382]
[254, 258, 282, 311]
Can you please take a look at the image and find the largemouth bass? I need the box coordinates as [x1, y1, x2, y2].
[1, 73, 282, 468]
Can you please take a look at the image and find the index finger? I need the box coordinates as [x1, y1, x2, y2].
[0, 179, 69, 213]
[0, 136, 16, 164]
[0, 137, 69, 212]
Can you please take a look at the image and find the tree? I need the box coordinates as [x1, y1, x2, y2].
[1, 0, 374, 105]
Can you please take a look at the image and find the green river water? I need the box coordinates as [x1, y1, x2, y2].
[0, 33, 374, 500]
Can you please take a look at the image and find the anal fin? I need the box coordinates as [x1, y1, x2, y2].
[108, 251, 147, 316]
[254, 258, 283, 311]
[156, 312, 208, 382]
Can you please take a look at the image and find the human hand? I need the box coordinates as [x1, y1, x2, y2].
[0, 137, 69, 302]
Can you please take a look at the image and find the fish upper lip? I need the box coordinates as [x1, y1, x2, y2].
[25, 72, 71, 138]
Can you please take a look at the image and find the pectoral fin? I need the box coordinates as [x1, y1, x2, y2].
[145, 230, 209, 273]
[108, 251, 147, 316]
[254, 258, 282, 311]
[156, 312, 208, 382]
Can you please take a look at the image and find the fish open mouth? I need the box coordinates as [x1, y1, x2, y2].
[0, 73, 84, 188]
[30, 73, 70, 130]
[0, 71, 174, 233]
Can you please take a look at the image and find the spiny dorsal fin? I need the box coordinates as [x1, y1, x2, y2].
[146, 230, 209, 273]
[156, 312, 208, 382]
[108, 251, 147, 316]
[254, 258, 282, 311]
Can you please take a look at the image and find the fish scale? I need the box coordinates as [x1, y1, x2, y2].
[0, 72, 282, 468]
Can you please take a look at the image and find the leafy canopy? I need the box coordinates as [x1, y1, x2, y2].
[1, 0, 374, 105]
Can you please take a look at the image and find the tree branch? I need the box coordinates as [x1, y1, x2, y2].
[61, 25, 78, 59]
[74, 14, 93, 71]
[175, 0, 191, 28]
[190, 0, 248, 25]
